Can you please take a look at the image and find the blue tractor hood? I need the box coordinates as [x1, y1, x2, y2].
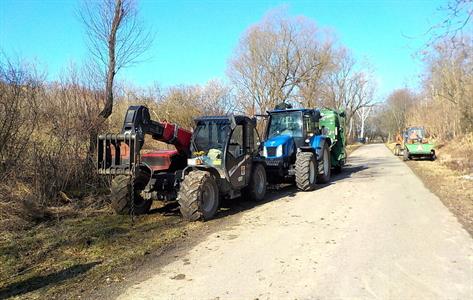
[264, 134, 292, 148]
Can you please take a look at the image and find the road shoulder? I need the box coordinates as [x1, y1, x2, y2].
[386, 144, 473, 237]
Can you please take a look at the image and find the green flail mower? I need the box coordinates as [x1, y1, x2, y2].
[401, 126, 436, 161]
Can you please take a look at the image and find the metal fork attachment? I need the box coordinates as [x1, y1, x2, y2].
[97, 133, 140, 175]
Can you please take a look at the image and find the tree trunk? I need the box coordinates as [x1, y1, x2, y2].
[90, 0, 123, 155]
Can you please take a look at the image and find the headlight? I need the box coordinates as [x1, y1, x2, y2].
[305, 139, 310, 144]
[262, 146, 268, 157]
[276, 145, 283, 157]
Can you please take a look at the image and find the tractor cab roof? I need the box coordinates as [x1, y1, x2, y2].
[407, 126, 425, 130]
[194, 115, 256, 126]
[268, 108, 317, 114]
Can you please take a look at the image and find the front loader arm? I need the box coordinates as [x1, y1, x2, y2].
[97, 105, 192, 175]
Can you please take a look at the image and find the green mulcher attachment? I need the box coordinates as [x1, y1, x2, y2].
[403, 126, 436, 161]
[319, 108, 347, 173]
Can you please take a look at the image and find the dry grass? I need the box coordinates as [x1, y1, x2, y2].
[436, 133, 473, 175]
[0, 203, 200, 299]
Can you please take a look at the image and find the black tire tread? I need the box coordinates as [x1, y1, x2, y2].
[111, 176, 129, 214]
[244, 164, 267, 201]
[178, 171, 219, 221]
[316, 144, 331, 184]
[403, 149, 409, 161]
[110, 175, 152, 215]
[295, 152, 316, 191]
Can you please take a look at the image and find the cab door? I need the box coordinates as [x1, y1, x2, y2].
[225, 124, 250, 189]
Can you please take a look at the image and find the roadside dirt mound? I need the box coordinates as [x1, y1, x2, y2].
[437, 133, 473, 174]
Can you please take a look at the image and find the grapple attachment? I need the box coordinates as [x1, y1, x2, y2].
[97, 133, 141, 175]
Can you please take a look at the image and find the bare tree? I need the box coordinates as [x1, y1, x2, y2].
[385, 89, 417, 137]
[321, 49, 375, 138]
[227, 9, 335, 114]
[199, 80, 236, 114]
[78, 0, 152, 149]
[356, 105, 374, 139]
[427, 0, 472, 46]
[418, 36, 473, 136]
[0, 57, 41, 178]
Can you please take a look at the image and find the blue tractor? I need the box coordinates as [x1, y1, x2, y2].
[261, 104, 346, 191]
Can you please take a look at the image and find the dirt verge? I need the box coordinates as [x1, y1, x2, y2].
[0, 203, 202, 300]
[386, 143, 473, 237]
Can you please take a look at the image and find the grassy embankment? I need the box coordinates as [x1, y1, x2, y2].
[0, 204, 203, 299]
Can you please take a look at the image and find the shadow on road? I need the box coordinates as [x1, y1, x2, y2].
[216, 185, 298, 220]
[150, 157, 379, 221]
[0, 262, 101, 299]
[148, 185, 299, 221]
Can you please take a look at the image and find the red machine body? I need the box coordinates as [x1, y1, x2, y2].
[97, 106, 192, 206]
[142, 150, 179, 171]
[159, 122, 192, 155]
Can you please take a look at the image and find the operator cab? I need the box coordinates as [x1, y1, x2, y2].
[265, 109, 321, 149]
[405, 127, 426, 143]
[188, 116, 260, 190]
[263, 108, 321, 163]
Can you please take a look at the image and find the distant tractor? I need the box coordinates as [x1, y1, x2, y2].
[261, 104, 346, 191]
[178, 115, 267, 221]
[401, 126, 436, 161]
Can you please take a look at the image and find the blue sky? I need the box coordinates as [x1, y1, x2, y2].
[1, 0, 445, 99]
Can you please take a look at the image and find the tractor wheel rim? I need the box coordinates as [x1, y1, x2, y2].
[201, 182, 215, 212]
[309, 159, 315, 183]
[323, 149, 329, 176]
[255, 168, 265, 195]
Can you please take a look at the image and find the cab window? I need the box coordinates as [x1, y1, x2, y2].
[228, 125, 244, 158]
[303, 114, 316, 135]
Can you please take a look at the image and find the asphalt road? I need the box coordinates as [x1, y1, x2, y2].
[118, 144, 473, 300]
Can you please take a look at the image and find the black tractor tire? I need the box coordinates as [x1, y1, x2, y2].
[244, 163, 267, 201]
[316, 144, 331, 184]
[333, 164, 342, 174]
[110, 174, 152, 215]
[332, 149, 347, 175]
[178, 171, 220, 221]
[295, 152, 317, 191]
[403, 149, 410, 161]
[395, 144, 401, 156]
